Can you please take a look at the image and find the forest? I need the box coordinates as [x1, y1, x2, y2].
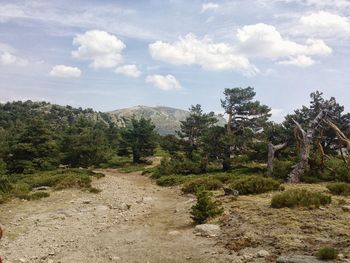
[1, 88, 350, 211]
[1, 88, 350, 260]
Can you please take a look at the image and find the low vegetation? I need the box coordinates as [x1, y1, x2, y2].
[271, 189, 331, 209]
[326, 182, 350, 196]
[182, 177, 223, 193]
[228, 176, 281, 195]
[315, 247, 338, 260]
[0, 169, 103, 203]
[191, 187, 223, 224]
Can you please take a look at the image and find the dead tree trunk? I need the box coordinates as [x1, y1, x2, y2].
[326, 120, 350, 151]
[288, 120, 311, 183]
[267, 142, 287, 174]
[288, 99, 336, 183]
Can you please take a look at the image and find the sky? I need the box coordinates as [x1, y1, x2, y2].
[1, 0, 350, 122]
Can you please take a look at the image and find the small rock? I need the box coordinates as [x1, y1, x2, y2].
[82, 200, 91, 204]
[47, 260, 54, 263]
[257, 250, 270, 258]
[168, 230, 180, 236]
[33, 186, 50, 191]
[142, 197, 153, 203]
[194, 224, 220, 237]
[18, 258, 26, 263]
[120, 203, 131, 211]
[338, 253, 344, 259]
[341, 205, 350, 212]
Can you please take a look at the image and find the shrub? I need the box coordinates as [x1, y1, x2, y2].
[228, 176, 281, 195]
[156, 175, 188, 186]
[182, 177, 223, 193]
[0, 176, 12, 193]
[88, 187, 102, 193]
[191, 187, 223, 224]
[153, 158, 202, 177]
[271, 160, 293, 180]
[315, 247, 337, 260]
[271, 189, 331, 209]
[327, 182, 350, 196]
[325, 157, 350, 182]
[30, 192, 50, 200]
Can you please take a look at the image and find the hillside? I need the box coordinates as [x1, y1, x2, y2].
[0, 101, 226, 135]
[108, 105, 226, 135]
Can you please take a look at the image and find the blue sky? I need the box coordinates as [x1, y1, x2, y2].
[1, 0, 350, 122]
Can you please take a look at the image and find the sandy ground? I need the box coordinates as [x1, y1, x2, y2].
[0, 169, 238, 263]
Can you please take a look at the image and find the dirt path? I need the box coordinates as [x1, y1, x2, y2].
[0, 169, 237, 263]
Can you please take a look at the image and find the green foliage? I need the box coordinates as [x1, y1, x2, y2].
[0, 169, 102, 203]
[271, 160, 294, 180]
[121, 117, 157, 163]
[325, 157, 350, 182]
[62, 118, 112, 168]
[156, 175, 189, 186]
[153, 158, 203, 177]
[327, 182, 350, 196]
[271, 189, 331, 209]
[315, 247, 337, 260]
[182, 177, 223, 193]
[228, 176, 281, 195]
[191, 187, 223, 224]
[7, 118, 59, 173]
[88, 187, 102, 193]
[30, 191, 50, 200]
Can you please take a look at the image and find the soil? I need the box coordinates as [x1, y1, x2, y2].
[1, 170, 350, 263]
[0, 169, 237, 263]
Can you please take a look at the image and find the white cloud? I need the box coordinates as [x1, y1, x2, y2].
[149, 34, 258, 75]
[0, 42, 27, 66]
[201, 3, 220, 13]
[72, 30, 125, 69]
[284, 0, 350, 9]
[299, 11, 350, 38]
[49, 65, 81, 78]
[237, 23, 332, 66]
[115, 64, 141, 78]
[278, 55, 315, 67]
[146, 74, 181, 91]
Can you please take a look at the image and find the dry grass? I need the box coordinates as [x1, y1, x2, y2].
[216, 183, 350, 261]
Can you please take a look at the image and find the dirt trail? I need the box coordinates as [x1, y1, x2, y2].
[0, 169, 237, 263]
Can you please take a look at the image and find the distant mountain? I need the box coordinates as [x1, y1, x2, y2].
[0, 101, 226, 135]
[108, 105, 226, 135]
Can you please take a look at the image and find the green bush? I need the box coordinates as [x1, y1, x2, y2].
[182, 177, 223, 193]
[191, 187, 223, 224]
[30, 191, 50, 200]
[88, 187, 102, 193]
[156, 175, 188, 186]
[271, 160, 293, 180]
[327, 182, 350, 196]
[315, 247, 337, 260]
[325, 157, 350, 182]
[0, 176, 12, 193]
[271, 189, 331, 209]
[229, 176, 281, 195]
[153, 158, 202, 177]
[0, 169, 103, 204]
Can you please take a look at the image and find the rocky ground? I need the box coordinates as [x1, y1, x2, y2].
[0, 169, 237, 263]
[1, 170, 349, 263]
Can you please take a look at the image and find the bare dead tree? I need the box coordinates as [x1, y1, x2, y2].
[288, 99, 336, 183]
[326, 120, 350, 151]
[267, 142, 287, 174]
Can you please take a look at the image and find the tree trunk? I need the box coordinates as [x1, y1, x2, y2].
[227, 113, 233, 134]
[288, 129, 311, 183]
[267, 142, 287, 174]
[132, 148, 141, 163]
